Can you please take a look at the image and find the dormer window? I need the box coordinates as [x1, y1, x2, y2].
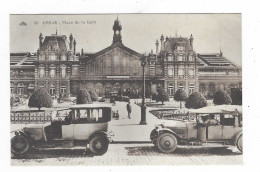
[49, 53, 57, 61]
[177, 46, 185, 51]
[168, 54, 173, 61]
[177, 54, 184, 61]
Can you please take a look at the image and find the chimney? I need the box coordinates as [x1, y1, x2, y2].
[39, 33, 43, 49]
[160, 34, 164, 52]
[165, 36, 169, 41]
[151, 49, 153, 55]
[81, 48, 84, 56]
[69, 33, 73, 50]
[155, 39, 159, 56]
[189, 34, 194, 49]
[73, 39, 76, 55]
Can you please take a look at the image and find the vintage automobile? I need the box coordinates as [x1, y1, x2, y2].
[11, 104, 114, 156]
[150, 105, 242, 153]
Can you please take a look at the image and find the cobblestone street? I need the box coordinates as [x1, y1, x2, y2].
[11, 143, 242, 166]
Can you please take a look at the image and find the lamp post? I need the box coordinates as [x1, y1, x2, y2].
[140, 55, 147, 125]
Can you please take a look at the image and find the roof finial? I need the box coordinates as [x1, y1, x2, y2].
[56, 28, 57, 35]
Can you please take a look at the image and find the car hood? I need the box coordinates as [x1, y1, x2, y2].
[157, 119, 187, 128]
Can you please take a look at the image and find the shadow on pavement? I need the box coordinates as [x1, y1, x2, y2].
[125, 145, 242, 156]
[11, 148, 99, 159]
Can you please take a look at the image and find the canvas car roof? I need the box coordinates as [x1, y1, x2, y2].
[189, 105, 242, 115]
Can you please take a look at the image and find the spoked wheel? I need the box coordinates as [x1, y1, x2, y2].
[237, 134, 243, 152]
[11, 135, 30, 155]
[156, 133, 178, 153]
[89, 135, 109, 155]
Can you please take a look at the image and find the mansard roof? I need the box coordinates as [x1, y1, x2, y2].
[80, 42, 142, 62]
[162, 37, 193, 53]
[198, 53, 237, 67]
[41, 35, 68, 51]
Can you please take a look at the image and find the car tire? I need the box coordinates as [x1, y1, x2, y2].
[237, 134, 243, 152]
[156, 133, 178, 153]
[11, 135, 30, 155]
[89, 135, 109, 155]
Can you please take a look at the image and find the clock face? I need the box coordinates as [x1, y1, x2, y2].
[116, 30, 119, 34]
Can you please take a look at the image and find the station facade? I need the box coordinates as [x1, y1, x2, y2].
[10, 18, 242, 99]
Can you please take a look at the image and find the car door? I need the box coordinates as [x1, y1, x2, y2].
[73, 109, 91, 140]
[221, 114, 235, 139]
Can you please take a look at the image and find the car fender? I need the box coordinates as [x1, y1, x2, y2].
[89, 131, 111, 143]
[11, 130, 32, 144]
[156, 128, 182, 141]
[233, 130, 242, 146]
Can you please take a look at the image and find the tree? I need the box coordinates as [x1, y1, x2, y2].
[156, 88, 169, 105]
[185, 92, 207, 109]
[213, 89, 232, 105]
[231, 88, 242, 105]
[28, 88, 53, 111]
[88, 89, 99, 101]
[76, 89, 92, 104]
[174, 89, 188, 109]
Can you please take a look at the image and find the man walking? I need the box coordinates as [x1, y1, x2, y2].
[126, 101, 132, 119]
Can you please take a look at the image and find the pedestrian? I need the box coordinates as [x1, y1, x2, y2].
[126, 101, 132, 119]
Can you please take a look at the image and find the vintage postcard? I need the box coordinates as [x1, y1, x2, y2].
[10, 14, 242, 166]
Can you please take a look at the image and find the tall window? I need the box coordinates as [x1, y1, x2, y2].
[17, 83, 24, 95]
[72, 66, 79, 76]
[189, 55, 194, 61]
[61, 67, 66, 78]
[61, 54, 67, 61]
[60, 83, 66, 94]
[39, 67, 45, 78]
[168, 83, 174, 96]
[189, 68, 194, 77]
[168, 54, 173, 61]
[49, 84, 55, 95]
[49, 53, 56, 61]
[168, 67, 174, 77]
[50, 68, 55, 78]
[178, 68, 184, 77]
[189, 83, 195, 94]
[39, 54, 45, 61]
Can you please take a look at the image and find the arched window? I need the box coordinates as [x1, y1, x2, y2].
[168, 83, 174, 96]
[189, 54, 194, 61]
[178, 82, 184, 90]
[17, 83, 24, 95]
[39, 82, 45, 88]
[10, 83, 15, 94]
[60, 83, 66, 94]
[189, 83, 195, 94]
[49, 83, 55, 95]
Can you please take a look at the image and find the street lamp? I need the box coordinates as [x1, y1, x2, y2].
[140, 55, 147, 125]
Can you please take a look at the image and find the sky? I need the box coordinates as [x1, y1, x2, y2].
[10, 14, 241, 66]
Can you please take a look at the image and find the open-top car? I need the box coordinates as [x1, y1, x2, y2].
[150, 105, 242, 153]
[11, 104, 114, 156]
